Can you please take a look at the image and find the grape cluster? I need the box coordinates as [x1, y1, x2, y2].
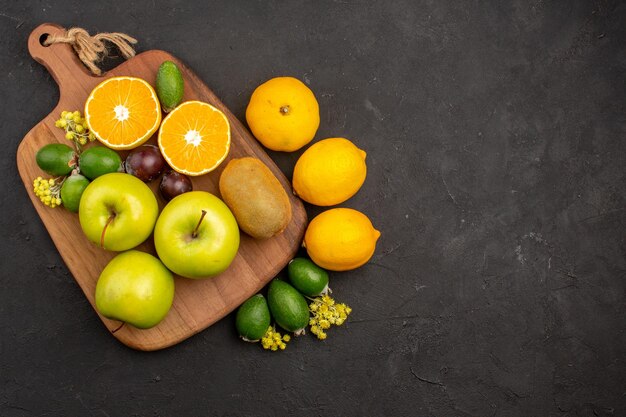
[261, 326, 291, 351]
[33, 177, 62, 208]
[54, 110, 96, 150]
[309, 295, 352, 340]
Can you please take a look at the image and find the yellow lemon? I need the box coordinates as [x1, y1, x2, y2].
[303, 208, 380, 271]
[293, 138, 367, 206]
[246, 77, 320, 152]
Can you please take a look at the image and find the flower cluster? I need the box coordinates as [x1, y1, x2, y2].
[261, 326, 291, 351]
[33, 176, 63, 208]
[54, 110, 95, 149]
[33, 110, 94, 209]
[309, 295, 352, 340]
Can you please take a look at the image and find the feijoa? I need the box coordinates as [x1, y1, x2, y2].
[156, 61, 184, 112]
[36, 143, 76, 176]
[60, 174, 90, 212]
[79, 146, 122, 179]
[288, 257, 329, 296]
[268, 279, 309, 334]
[235, 294, 271, 342]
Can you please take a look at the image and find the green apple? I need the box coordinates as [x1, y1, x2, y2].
[79, 172, 159, 251]
[95, 250, 175, 329]
[154, 191, 240, 279]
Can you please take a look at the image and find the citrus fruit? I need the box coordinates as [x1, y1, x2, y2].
[78, 146, 122, 179]
[158, 101, 231, 176]
[36, 143, 76, 176]
[84, 76, 161, 150]
[303, 208, 380, 271]
[245, 77, 319, 152]
[288, 257, 329, 296]
[156, 61, 184, 113]
[60, 174, 89, 212]
[236, 294, 271, 342]
[267, 279, 309, 334]
[293, 138, 367, 206]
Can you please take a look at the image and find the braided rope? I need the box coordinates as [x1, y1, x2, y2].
[44, 27, 137, 75]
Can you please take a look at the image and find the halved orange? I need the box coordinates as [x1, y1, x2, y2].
[158, 101, 231, 176]
[84, 76, 161, 150]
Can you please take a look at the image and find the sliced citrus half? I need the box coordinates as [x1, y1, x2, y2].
[84, 76, 161, 150]
[158, 100, 231, 176]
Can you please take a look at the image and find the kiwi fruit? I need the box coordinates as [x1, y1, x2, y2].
[219, 157, 292, 239]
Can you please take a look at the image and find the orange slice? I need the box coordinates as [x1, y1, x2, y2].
[158, 100, 231, 176]
[84, 76, 161, 150]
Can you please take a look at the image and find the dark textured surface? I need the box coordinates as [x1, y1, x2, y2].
[1, 1, 625, 416]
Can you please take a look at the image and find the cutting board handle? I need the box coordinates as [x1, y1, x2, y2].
[28, 23, 96, 100]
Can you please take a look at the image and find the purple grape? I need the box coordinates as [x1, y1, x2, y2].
[124, 145, 166, 182]
[160, 171, 193, 201]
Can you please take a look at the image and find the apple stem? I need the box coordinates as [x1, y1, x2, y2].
[111, 322, 125, 334]
[100, 212, 116, 249]
[192, 210, 207, 239]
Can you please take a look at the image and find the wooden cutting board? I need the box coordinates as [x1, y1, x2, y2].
[16, 23, 307, 351]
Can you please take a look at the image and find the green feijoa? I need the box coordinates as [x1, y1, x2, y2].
[268, 279, 309, 334]
[36, 143, 76, 176]
[235, 294, 271, 342]
[60, 174, 90, 212]
[288, 257, 329, 296]
[78, 146, 122, 180]
[156, 61, 184, 113]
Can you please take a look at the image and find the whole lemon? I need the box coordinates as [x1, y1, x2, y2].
[246, 77, 320, 152]
[293, 138, 367, 206]
[303, 208, 380, 271]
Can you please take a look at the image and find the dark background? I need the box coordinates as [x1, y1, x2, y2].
[1, 1, 624, 416]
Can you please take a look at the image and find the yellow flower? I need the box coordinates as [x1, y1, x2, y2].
[260, 326, 289, 351]
[308, 294, 352, 340]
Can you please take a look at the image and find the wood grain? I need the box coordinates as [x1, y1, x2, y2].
[16, 23, 307, 351]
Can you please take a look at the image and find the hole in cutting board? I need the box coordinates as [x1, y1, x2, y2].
[99, 53, 126, 74]
[39, 33, 50, 47]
